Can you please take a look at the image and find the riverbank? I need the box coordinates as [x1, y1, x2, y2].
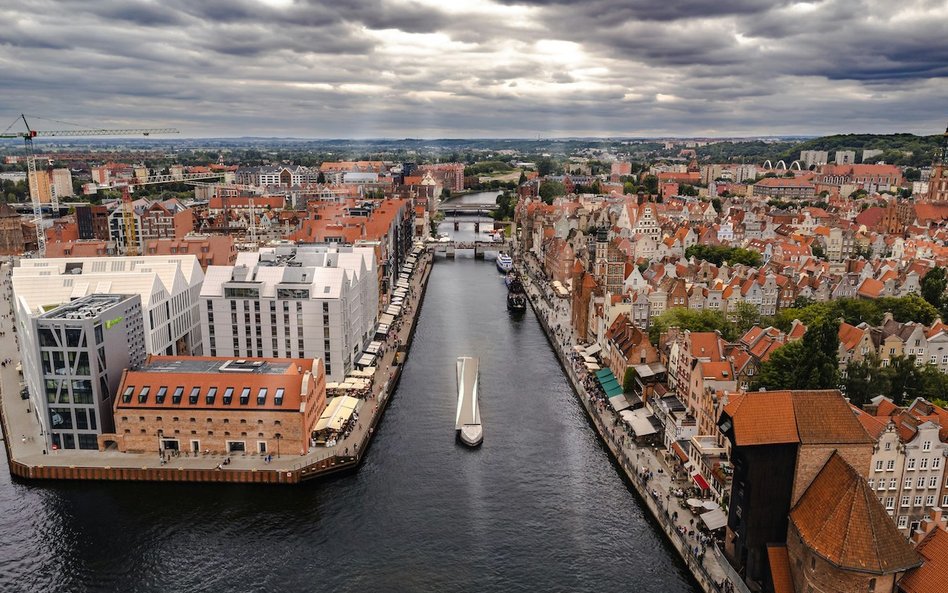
[0, 251, 434, 486]
[516, 248, 743, 593]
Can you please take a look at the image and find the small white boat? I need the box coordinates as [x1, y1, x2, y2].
[496, 253, 513, 273]
[456, 356, 482, 447]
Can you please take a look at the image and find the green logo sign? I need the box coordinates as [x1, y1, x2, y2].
[104, 316, 124, 330]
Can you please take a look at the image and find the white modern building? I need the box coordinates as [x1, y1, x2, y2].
[199, 244, 378, 381]
[12, 255, 205, 357]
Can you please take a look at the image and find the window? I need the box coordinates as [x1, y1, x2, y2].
[926, 495, 935, 506]
[122, 386, 135, 403]
[172, 386, 184, 404]
[886, 460, 895, 471]
[884, 441, 891, 451]
[905, 478, 913, 490]
[155, 386, 168, 404]
[921, 458, 929, 469]
[138, 386, 150, 403]
[889, 478, 897, 489]
[930, 476, 939, 488]
[918, 477, 926, 488]
[923, 441, 932, 452]
[868, 479, 875, 488]
[901, 496, 910, 507]
[875, 460, 884, 472]
[223, 387, 234, 405]
[908, 458, 916, 470]
[885, 497, 895, 510]
[274, 388, 284, 406]
[256, 388, 267, 406]
[898, 516, 908, 529]
[239, 387, 250, 405]
[934, 457, 941, 470]
[205, 387, 217, 405]
[189, 387, 200, 405]
[914, 496, 923, 507]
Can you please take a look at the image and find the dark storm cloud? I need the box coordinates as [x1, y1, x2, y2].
[0, 0, 944, 137]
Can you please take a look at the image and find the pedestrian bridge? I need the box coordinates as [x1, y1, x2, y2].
[427, 239, 510, 259]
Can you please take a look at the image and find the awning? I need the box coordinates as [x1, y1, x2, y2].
[609, 393, 631, 412]
[314, 396, 360, 432]
[604, 384, 624, 397]
[379, 313, 395, 325]
[375, 323, 391, 336]
[365, 341, 382, 354]
[595, 368, 613, 380]
[349, 367, 375, 377]
[700, 508, 728, 530]
[672, 441, 689, 463]
[584, 362, 601, 371]
[582, 354, 597, 364]
[357, 353, 376, 367]
[584, 343, 602, 356]
[692, 472, 711, 491]
[620, 408, 658, 436]
[600, 378, 621, 392]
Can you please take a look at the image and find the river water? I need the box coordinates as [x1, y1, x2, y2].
[0, 214, 698, 593]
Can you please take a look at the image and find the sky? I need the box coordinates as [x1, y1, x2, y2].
[1, 0, 947, 138]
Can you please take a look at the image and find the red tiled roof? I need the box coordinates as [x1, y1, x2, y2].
[790, 452, 921, 574]
[767, 545, 795, 593]
[116, 355, 321, 412]
[722, 390, 872, 447]
[899, 527, 948, 593]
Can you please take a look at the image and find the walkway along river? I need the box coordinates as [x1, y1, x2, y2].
[0, 244, 699, 593]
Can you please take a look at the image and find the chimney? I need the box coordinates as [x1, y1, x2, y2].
[912, 507, 947, 545]
[882, 311, 894, 324]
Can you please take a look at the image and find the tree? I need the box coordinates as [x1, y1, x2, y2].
[711, 198, 722, 213]
[843, 355, 887, 407]
[881, 356, 920, 405]
[752, 340, 808, 390]
[752, 317, 839, 390]
[811, 243, 826, 260]
[537, 157, 556, 176]
[641, 174, 658, 195]
[734, 302, 761, 337]
[538, 180, 565, 203]
[623, 367, 637, 393]
[647, 308, 733, 344]
[518, 170, 527, 185]
[921, 267, 947, 310]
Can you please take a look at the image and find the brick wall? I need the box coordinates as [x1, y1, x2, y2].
[792, 443, 873, 505]
[787, 523, 900, 593]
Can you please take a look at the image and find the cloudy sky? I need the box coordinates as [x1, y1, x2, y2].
[1, 0, 946, 138]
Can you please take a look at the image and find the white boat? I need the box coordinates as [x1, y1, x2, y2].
[455, 356, 482, 447]
[496, 253, 513, 273]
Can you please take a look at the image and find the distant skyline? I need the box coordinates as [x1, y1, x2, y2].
[2, 0, 946, 139]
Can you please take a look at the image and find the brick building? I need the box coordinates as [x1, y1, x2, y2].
[718, 389, 874, 588]
[106, 356, 327, 456]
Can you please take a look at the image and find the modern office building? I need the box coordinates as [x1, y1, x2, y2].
[30, 294, 146, 451]
[13, 254, 205, 357]
[107, 355, 326, 455]
[200, 244, 378, 382]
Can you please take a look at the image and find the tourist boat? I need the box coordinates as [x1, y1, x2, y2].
[456, 356, 483, 447]
[504, 271, 516, 289]
[507, 276, 527, 313]
[496, 252, 513, 273]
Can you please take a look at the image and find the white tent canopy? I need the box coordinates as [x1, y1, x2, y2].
[314, 396, 360, 432]
[620, 408, 658, 436]
[700, 508, 728, 530]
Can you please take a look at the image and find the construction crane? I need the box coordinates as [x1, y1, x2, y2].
[0, 114, 178, 256]
[100, 171, 225, 256]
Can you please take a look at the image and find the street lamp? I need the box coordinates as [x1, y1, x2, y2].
[275, 433, 282, 458]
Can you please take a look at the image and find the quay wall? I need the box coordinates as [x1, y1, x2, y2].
[0, 253, 434, 487]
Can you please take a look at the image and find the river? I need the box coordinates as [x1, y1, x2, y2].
[0, 213, 698, 593]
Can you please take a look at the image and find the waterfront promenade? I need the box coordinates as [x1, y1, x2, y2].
[517, 247, 745, 593]
[0, 250, 434, 484]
